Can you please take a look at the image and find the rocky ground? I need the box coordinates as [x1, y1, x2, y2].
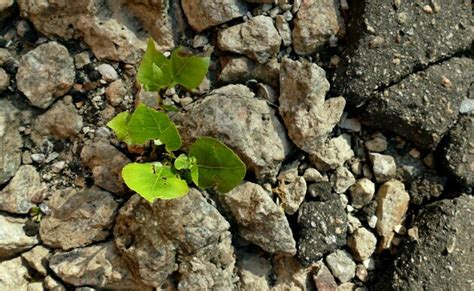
[0, 0, 472, 290]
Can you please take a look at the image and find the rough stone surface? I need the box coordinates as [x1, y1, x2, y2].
[347, 228, 377, 261]
[331, 166, 356, 194]
[80, 140, 130, 193]
[182, 0, 247, 32]
[0, 165, 45, 214]
[21, 245, 50, 276]
[313, 262, 338, 291]
[325, 250, 356, 283]
[106, 79, 128, 106]
[311, 135, 354, 171]
[297, 199, 347, 264]
[0, 257, 29, 290]
[349, 178, 375, 209]
[223, 182, 296, 255]
[280, 58, 346, 153]
[44, 276, 66, 291]
[114, 189, 235, 289]
[0, 67, 9, 91]
[364, 58, 474, 149]
[40, 188, 118, 250]
[173, 85, 290, 179]
[376, 195, 474, 290]
[16, 42, 75, 109]
[0, 100, 22, 185]
[365, 133, 388, 153]
[236, 251, 271, 290]
[369, 153, 397, 183]
[218, 16, 281, 63]
[292, 0, 345, 55]
[219, 56, 280, 87]
[333, 0, 473, 107]
[49, 241, 147, 289]
[276, 165, 307, 215]
[375, 180, 410, 247]
[32, 98, 83, 145]
[272, 256, 319, 290]
[442, 114, 473, 187]
[0, 214, 38, 258]
[409, 174, 447, 206]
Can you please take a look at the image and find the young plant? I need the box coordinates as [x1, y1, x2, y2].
[107, 39, 246, 202]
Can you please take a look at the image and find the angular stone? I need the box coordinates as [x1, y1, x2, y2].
[365, 133, 388, 153]
[182, 0, 247, 32]
[106, 79, 128, 106]
[218, 16, 281, 63]
[0, 257, 29, 290]
[0, 214, 38, 259]
[280, 58, 346, 154]
[364, 58, 473, 149]
[276, 165, 307, 215]
[369, 153, 396, 183]
[275, 15, 291, 46]
[44, 276, 66, 291]
[0, 165, 45, 214]
[375, 180, 409, 244]
[297, 199, 347, 264]
[292, 0, 345, 55]
[0, 67, 9, 92]
[40, 188, 118, 250]
[313, 263, 338, 291]
[349, 178, 375, 209]
[223, 182, 296, 255]
[330, 166, 356, 194]
[325, 250, 356, 283]
[21, 245, 50, 276]
[219, 56, 280, 87]
[333, 1, 472, 107]
[80, 140, 130, 194]
[272, 256, 319, 290]
[0, 100, 22, 185]
[442, 114, 473, 187]
[173, 85, 290, 179]
[49, 241, 147, 289]
[310, 135, 354, 171]
[16, 42, 75, 109]
[96, 63, 118, 82]
[347, 228, 377, 261]
[114, 189, 235, 289]
[236, 251, 271, 290]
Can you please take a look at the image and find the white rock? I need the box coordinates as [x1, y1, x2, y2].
[311, 135, 354, 171]
[459, 98, 474, 114]
[348, 228, 377, 261]
[326, 250, 356, 283]
[365, 133, 388, 152]
[97, 64, 118, 82]
[349, 178, 375, 209]
[303, 167, 326, 182]
[331, 166, 356, 194]
[369, 153, 396, 183]
[0, 214, 38, 258]
[21, 245, 50, 276]
[0, 257, 29, 290]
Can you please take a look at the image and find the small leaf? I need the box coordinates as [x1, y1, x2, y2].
[137, 39, 173, 91]
[122, 162, 189, 202]
[171, 47, 210, 90]
[106, 111, 132, 144]
[189, 137, 246, 193]
[175, 154, 199, 186]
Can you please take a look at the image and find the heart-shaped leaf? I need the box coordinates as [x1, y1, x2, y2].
[137, 39, 174, 91]
[171, 47, 210, 90]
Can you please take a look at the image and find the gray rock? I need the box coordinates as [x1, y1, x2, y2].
[21, 245, 50, 276]
[369, 153, 396, 183]
[292, 0, 345, 55]
[218, 16, 281, 63]
[16, 42, 75, 109]
[237, 251, 271, 290]
[297, 199, 347, 264]
[182, 0, 247, 32]
[32, 98, 83, 145]
[364, 133, 388, 153]
[96, 63, 118, 82]
[0, 67, 9, 91]
[106, 79, 128, 106]
[310, 135, 354, 171]
[272, 256, 319, 290]
[330, 166, 356, 194]
[349, 178, 375, 209]
[347, 228, 377, 262]
[50, 241, 147, 289]
[222, 182, 296, 255]
[114, 189, 235, 289]
[442, 114, 473, 187]
[377, 195, 474, 290]
[0, 257, 29, 290]
[363, 58, 473, 149]
[219, 56, 280, 87]
[333, 0, 472, 107]
[40, 188, 118, 250]
[275, 15, 291, 46]
[80, 140, 130, 194]
[460, 98, 474, 114]
[276, 165, 307, 215]
[313, 262, 338, 291]
[303, 167, 326, 183]
[325, 250, 356, 283]
[0, 214, 38, 259]
[173, 85, 291, 179]
[0, 100, 22, 185]
[280, 58, 346, 154]
[0, 165, 45, 214]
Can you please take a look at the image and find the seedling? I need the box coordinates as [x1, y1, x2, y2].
[107, 39, 246, 202]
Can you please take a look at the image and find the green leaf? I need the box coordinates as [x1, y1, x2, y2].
[174, 154, 199, 186]
[189, 137, 246, 193]
[122, 162, 189, 202]
[106, 111, 132, 143]
[137, 39, 173, 91]
[171, 47, 210, 90]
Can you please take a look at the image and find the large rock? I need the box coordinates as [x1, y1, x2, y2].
[442, 114, 473, 187]
[333, 0, 472, 107]
[279, 58, 345, 154]
[0, 100, 22, 185]
[114, 189, 235, 289]
[40, 188, 118, 250]
[0, 165, 45, 214]
[18, 0, 174, 63]
[217, 15, 281, 63]
[363, 58, 473, 149]
[182, 0, 247, 32]
[376, 195, 474, 290]
[222, 182, 296, 255]
[292, 0, 345, 55]
[297, 198, 347, 264]
[16, 42, 75, 109]
[49, 241, 148, 289]
[0, 214, 38, 259]
[80, 140, 130, 194]
[0, 257, 30, 290]
[173, 85, 290, 179]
